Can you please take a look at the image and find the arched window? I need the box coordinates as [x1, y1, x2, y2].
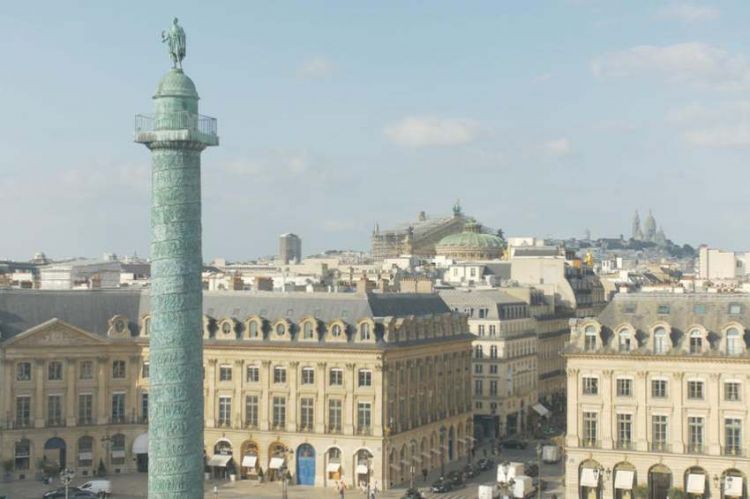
[361, 323, 371, 341]
[143, 317, 150, 336]
[726, 328, 742, 355]
[689, 330, 703, 354]
[303, 322, 314, 339]
[584, 326, 597, 351]
[275, 323, 286, 336]
[221, 322, 232, 335]
[618, 330, 632, 352]
[654, 327, 668, 354]
[111, 434, 126, 465]
[474, 345, 483, 359]
[249, 321, 259, 338]
[78, 436, 94, 467]
[331, 324, 342, 337]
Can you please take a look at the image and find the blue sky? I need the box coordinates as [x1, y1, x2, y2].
[2, 1, 750, 260]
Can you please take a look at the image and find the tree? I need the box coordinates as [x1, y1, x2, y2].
[633, 484, 648, 499]
[667, 487, 687, 499]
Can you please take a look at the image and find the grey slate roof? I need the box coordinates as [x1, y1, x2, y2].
[439, 289, 525, 320]
[0, 289, 450, 340]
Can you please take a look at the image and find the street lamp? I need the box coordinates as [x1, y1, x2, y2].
[60, 468, 75, 499]
[278, 446, 294, 499]
[535, 444, 542, 499]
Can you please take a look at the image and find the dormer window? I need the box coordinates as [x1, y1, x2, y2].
[331, 324, 342, 337]
[584, 326, 597, 352]
[276, 323, 286, 336]
[619, 331, 632, 352]
[248, 321, 259, 338]
[221, 322, 232, 335]
[689, 330, 703, 354]
[303, 322, 314, 339]
[727, 328, 742, 355]
[114, 319, 126, 333]
[654, 327, 668, 354]
[729, 303, 742, 315]
[360, 323, 371, 341]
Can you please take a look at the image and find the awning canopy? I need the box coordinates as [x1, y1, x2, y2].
[208, 454, 232, 467]
[327, 462, 342, 473]
[421, 452, 431, 458]
[111, 450, 126, 459]
[580, 468, 600, 487]
[615, 470, 634, 490]
[431, 449, 441, 455]
[242, 455, 257, 468]
[389, 463, 400, 471]
[532, 403, 550, 417]
[269, 457, 285, 469]
[132, 433, 148, 454]
[725, 476, 744, 497]
[356, 464, 369, 475]
[78, 452, 93, 460]
[687, 473, 706, 494]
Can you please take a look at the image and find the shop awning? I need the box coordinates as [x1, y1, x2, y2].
[580, 468, 600, 487]
[725, 476, 743, 497]
[111, 450, 126, 459]
[269, 457, 285, 469]
[208, 455, 232, 467]
[242, 455, 257, 468]
[421, 452, 431, 458]
[401, 460, 411, 466]
[615, 470, 634, 490]
[532, 403, 550, 417]
[431, 449, 441, 455]
[356, 464, 369, 475]
[327, 462, 342, 473]
[132, 433, 148, 454]
[687, 474, 706, 494]
[78, 452, 93, 461]
[389, 463, 400, 471]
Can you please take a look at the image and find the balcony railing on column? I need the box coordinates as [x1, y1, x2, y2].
[134, 112, 218, 137]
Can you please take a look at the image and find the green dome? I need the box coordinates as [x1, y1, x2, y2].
[154, 69, 199, 99]
[437, 221, 504, 250]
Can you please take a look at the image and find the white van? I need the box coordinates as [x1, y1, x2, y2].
[78, 480, 112, 497]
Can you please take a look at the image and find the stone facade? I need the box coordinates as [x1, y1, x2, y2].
[0, 290, 473, 490]
[564, 293, 750, 499]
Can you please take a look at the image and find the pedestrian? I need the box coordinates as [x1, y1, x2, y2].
[422, 468, 428, 482]
[370, 480, 379, 499]
[338, 480, 346, 499]
[483, 448, 488, 458]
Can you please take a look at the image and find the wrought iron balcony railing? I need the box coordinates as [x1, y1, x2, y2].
[687, 443, 705, 455]
[650, 442, 671, 452]
[135, 112, 217, 137]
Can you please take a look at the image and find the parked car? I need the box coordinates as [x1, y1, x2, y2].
[78, 480, 111, 498]
[532, 477, 549, 491]
[462, 464, 479, 479]
[43, 489, 97, 499]
[431, 479, 454, 493]
[477, 457, 496, 471]
[525, 462, 539, 477]
[401, 488, 425, 499]
[499, 438, 528, 450]
[446, 470, 464, 487]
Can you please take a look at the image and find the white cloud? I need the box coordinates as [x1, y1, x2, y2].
[666, 101, 750, 147]
[657, 4, 720, 23]
[297, 56, 336, 79]
[384, 117, 479, 148]
[592, 43, 750, 90]
[542, 138, 572, 157]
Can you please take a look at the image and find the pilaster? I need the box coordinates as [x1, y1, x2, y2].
[65, 358, 77, 426]
[34, 359, 44, 428]
[96, 356, 108, 424]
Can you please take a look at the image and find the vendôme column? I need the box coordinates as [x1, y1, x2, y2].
[135, 19, 218, 498]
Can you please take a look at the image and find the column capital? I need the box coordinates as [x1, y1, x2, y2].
[207, 358, 218, 366]
[289, 361, 300, 368]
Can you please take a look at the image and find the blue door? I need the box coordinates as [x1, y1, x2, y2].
[296, 444, 316, 485]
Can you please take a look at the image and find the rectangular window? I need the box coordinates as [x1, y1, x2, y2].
[273, 366, 287, 384]
[474, 364, 483, 374]
[245, 395, 259, 428]
[729, 303, 742, 315]
[489, 325, 496, 335]
[301, 367, 315, 385]
[687, 381, 704, 400]
[80, 360, 93, 380]
[693, 304, 706, 314]
[16, 396, 31, 427]
[219, 365, 232, 381]
[651, 379, 668, 398]
[617, 414, 632, 448]
[78, 394, 93, 425]
[478, 325, 485, 335]
[474, 380, 483, 396]
[140, 392, 148, 421]
[724, 418, 742, 456]
[582, 377, 598, 395]
[246, 366, 259, 383]
[141, 362, 150, 378]
[16, 362, 31, 381]
[490, 365, 498, 374]
[657, 304, 670, 314]
[218, 396, 232, 426]
[111, 393, 125, 423]
[652, 415, 668, 450]
[300, 398, 314, 430]
[47, 395, 63, 426]
[112, 360, 126, 379]
[328, 399, 342, 432]
[724, 381, 741, 401]
[582, 412, 598, 447]
[358, 369, 372, 387]
[272, 396, 286, 429]
[489, 380, 498, 396]
[688, 416, 704, 453]
[616, 379, 633, 397]
[357, 402, 372, 432]
[329, 368, 343, 386]
[48, 361, 63, 381]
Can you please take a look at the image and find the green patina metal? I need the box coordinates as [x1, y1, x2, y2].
[135, 20, 218, 498]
